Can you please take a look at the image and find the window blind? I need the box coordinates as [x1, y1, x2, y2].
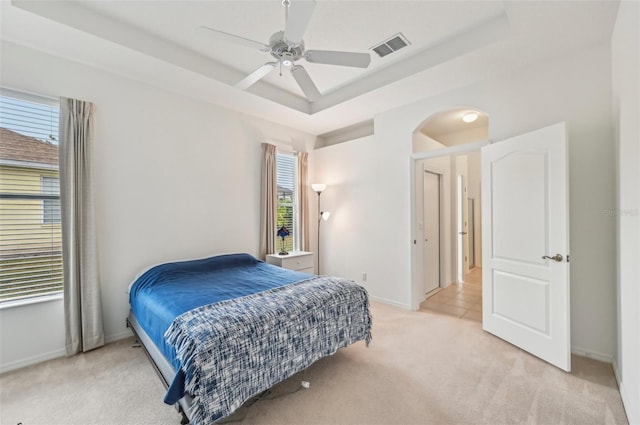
[0, 90, 62, 302]
[276, 152, 299, 252]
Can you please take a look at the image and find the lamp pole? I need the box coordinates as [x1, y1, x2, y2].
[311, 183, 327, 274]
[317, 192, 323, 274]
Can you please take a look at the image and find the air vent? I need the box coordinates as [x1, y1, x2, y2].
[371, 33, 410, 58]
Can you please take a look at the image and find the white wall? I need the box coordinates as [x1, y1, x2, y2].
[312, 42, 617, 360]
[612, 1, 640, 423]
[0, 297, 65, 371]
[0, 41, 316, 372]
[307, 136, 382, 296]
[413, 131, 447, 153]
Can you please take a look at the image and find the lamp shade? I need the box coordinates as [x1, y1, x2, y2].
[311, 183, 327, 193]
[277, 225, 290, 239]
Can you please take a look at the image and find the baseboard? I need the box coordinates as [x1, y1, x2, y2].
[369, 295, 412, 310]
[571, 345, 613, 363]
[616, 377, 638, 425]
[0, 347, 65, 374]
[612, 358, 621, 383]
[105, 328, 133, 344]
[613, 358, 638, 425]
[0, 328, 134, 374]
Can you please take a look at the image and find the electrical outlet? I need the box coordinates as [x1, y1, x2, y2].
[362, 272, 367, 281]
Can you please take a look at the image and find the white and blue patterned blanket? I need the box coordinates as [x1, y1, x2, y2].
[164, 275, 372, 424]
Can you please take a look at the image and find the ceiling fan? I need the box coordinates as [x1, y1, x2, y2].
[199, 0, 371, 101]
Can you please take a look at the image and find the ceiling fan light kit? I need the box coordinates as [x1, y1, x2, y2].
[200, 0, 371, 101]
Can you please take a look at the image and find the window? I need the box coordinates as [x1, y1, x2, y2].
[0, 89, 62, 302]
[276, 152, 299, 253]
[41, 176, 61, 224]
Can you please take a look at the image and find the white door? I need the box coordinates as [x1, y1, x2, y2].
[481, 122, 570, 371]
[424, 170, 441, 294]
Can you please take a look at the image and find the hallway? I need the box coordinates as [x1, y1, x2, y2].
[419, 268, 482, 322]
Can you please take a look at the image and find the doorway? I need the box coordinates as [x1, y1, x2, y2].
[413, 117, 572, 371]
[411, 107, 488, 318]
[414, 150, 484, 322]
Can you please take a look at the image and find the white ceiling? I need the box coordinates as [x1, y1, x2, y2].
[1, 0, 620, 136]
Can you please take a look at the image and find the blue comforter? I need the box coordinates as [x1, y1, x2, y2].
[129, 253, 312, 399]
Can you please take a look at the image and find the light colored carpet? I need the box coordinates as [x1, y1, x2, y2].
[0, 302, 628, 425]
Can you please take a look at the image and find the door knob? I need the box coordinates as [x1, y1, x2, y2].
[542, 254, 563, 262]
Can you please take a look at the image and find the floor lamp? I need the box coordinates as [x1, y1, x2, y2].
[312, 183, 330, 274]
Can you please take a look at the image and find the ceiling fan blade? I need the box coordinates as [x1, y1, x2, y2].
[291, 65, 321, 101]
[306, 50, 371, 68]
[199, 26, 269, 51]
[284, 0, 316, 45]
[235, 62, 277, 90]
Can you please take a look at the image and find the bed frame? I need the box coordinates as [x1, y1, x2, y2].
[127, 312, 193, 425]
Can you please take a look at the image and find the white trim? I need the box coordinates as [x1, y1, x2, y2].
[276, 146, 297, 155]
[0, 347, 65, 374]
[613, 359, 637, 425]
[0, 329, 135, 374]
[265, 139, 297, 155]
[612, 358, 620, 379]
[571, 344, 613, 363]
[412, 140, 490, 160]
[0, 292, 63, 310]
[105, 328, 133, 344]
[369, 295, 412, 310]
[0, 87, 58, 107]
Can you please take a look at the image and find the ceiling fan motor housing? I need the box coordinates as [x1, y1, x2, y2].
[269, 31, 305, 64]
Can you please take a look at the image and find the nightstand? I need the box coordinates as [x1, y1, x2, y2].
[266, 251, 314, 274]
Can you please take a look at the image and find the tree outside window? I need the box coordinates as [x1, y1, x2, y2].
[276, 152, 298, 253]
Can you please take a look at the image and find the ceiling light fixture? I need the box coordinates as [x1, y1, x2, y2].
[462, 112, 479, 123]
[280, 52, 294, 67]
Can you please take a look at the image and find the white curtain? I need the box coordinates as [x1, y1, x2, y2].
[59, 97, 104, 355]
[298, 152, 310, 252]
[259, 143, 277, 259]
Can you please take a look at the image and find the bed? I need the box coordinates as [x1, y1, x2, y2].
[127, 253, 372, 425]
